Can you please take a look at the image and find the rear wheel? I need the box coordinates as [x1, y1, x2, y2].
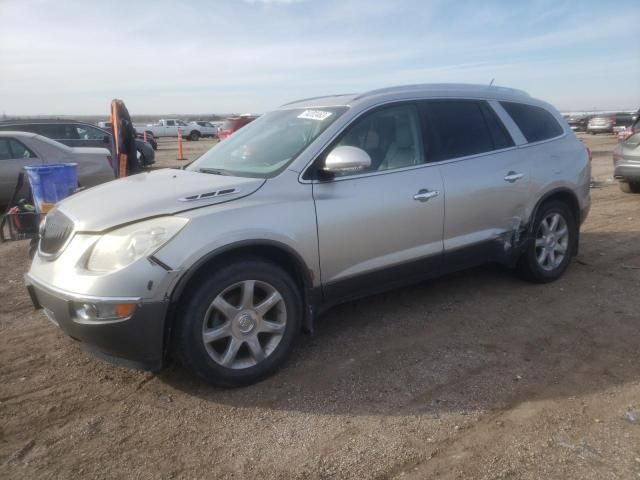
[517, 201, 576, 283]
[620, 181, 640, 194]
[175, 259, 302, 387]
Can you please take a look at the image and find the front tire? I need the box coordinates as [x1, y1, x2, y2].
[517, 201, 577, 283]
[189, 130, 200, 141]
[174, 259, 302, 387]
[620, 181, 640, 194]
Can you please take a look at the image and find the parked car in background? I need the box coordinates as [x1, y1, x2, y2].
[99, 121, 158, 151]
[217, 115, 257, 140]
[613, 116, 640, 193]
[97, 124, 157, 161]
[0, 119, 155, 167]
[0, 131, 115, 206]
[25, 84, 590, 386]
[567, 115, 591, 132]
[136, 119, 203, 141]
[189, 121, 219, 138]
[587, 113, 634, 135]
[138, 131, 157, 150]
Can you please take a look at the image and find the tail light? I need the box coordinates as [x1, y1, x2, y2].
[613, 152, 622, 166]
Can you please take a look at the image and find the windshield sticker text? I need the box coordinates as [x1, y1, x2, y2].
[298, 110, 333, 121]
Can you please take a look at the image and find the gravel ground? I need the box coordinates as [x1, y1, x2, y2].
[1, 134, 639, 479]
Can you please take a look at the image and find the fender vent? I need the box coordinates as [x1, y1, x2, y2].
[179, 188, 238, 202]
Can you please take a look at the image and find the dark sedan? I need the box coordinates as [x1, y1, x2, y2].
[0, 119, 155, 167]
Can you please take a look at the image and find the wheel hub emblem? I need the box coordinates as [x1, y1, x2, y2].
[236, 312, 255, 333]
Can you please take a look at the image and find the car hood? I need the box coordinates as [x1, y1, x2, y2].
[58, 168, 265, 231]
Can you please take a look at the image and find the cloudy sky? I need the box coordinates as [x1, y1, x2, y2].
[1, 0, 638, 115]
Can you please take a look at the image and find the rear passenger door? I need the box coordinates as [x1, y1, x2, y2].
[0, 138, 43, 205]
[421, 99, 529, 263]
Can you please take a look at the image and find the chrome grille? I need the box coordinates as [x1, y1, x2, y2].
[39, 210, 74, 255]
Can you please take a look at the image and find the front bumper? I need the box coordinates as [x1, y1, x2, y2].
[25, 275, 168, 371]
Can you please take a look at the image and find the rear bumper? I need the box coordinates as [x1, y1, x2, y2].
[25, 274, 167, 371]
[614, 163, 640, 182]
[587, 125, 613, 133]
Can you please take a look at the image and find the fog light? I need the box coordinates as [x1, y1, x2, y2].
[74, 302, 136, 321]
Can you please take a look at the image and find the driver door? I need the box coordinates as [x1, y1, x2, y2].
[311, 103, 445, 303]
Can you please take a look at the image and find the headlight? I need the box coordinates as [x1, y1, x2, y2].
[87, 217, 188, 272]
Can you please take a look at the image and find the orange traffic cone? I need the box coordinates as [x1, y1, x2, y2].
[177, 129, 186, 161]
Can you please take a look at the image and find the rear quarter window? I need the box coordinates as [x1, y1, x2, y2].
[500, 102, 564, 143]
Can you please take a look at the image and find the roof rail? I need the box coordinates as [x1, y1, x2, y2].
[280, 93, 355, 107]
[353, 83, 530, 101]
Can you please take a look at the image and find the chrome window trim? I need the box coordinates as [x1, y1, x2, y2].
[298, 96, 530, 184]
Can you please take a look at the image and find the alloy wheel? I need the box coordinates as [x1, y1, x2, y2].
[201, 280, 287, 369]
[534, 212, 569, 271]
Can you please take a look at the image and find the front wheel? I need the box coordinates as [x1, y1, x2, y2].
[189, 131, 200, 141]
[517, 201, 577, 283]
[620, 181, 640, 194]
[174, 259, 302, 387]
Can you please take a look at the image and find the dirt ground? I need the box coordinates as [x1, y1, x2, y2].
[1, 134, 639, 480]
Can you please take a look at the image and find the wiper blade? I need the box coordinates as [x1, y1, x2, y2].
[199, 167, 231, 175]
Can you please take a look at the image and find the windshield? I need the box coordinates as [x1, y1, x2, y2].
[187, 107, 347, 178]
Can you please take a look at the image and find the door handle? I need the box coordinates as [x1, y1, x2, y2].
[413, 189, 439, 202]
[503, 171, 524, 183]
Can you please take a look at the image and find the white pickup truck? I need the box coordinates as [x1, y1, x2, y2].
[136, 119, 203, 141]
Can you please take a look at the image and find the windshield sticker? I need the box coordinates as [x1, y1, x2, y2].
[298, 110, 333, 121]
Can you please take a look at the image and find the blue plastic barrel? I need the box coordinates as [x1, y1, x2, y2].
[24, 163, 78, 214]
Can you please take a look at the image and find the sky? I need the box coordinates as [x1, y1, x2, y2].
[0, 0, 639, 115]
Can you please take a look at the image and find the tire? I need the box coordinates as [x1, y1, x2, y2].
[620, 181, 640, 194]
[517, 201, 577, 283]
[189, 130, 200, 141]
[174, 258, 302, 387]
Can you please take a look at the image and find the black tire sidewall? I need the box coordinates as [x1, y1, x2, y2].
[521, 201, 577, 282]
[190, 131, 200, 141]
[620, 181, 640, 194]
[175, 260, 301, 386]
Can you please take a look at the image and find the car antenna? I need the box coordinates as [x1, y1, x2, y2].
[489, 78, 495, 87]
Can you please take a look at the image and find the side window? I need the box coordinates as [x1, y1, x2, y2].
[75, 124, 108, 140]
[166, 120, 175, 126]
[0, 139, 11, 160]
[28, 124, 77, 140]
[423, 100, 494, 161]
[500, 102, 563, 143]
[479, 102, 515, 150]
[8, 139, 37, 158]
[333, 103, 424, 175]
[0, 139, 36, 160]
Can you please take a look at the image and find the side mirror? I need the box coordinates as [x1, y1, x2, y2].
[322, 146, 371, 174]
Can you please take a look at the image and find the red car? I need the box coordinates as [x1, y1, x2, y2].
[217, 115, 257, 140]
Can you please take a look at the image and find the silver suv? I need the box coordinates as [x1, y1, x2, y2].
[25, 84, 591, 386]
